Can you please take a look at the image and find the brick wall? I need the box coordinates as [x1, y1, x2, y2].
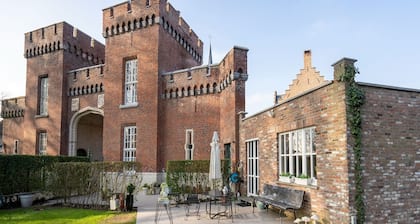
[1, 97, 25, 154]
[358, 83, 420, 223]
[23, 22, 104, 156]
[240, 80, 351, 222]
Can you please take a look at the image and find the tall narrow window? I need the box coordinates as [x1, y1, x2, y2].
[246, 139, 259, 196]
[38, 76, 48, 116]
[38, 132, 47, 155]
[146, 0, 150, 7]
[124, 59, 138, 105]
[14, 140, 19, 154]
[123, 126, 137, 162]
[185, 129, 194, 160]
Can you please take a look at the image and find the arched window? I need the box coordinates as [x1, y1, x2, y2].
[213, 83, 217, 93]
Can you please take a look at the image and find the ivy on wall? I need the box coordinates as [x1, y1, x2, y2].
[341, 65, 365, 223]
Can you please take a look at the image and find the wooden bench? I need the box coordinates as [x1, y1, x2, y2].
[254, 184, 304, 219]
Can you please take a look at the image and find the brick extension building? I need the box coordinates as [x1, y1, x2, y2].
[239, 51, 419, 223]
[1, 0, 419, 223]
[0, 0, 248, 181]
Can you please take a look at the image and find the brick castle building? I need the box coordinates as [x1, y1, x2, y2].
[1, 0, 248, 179]
[1, 0, 419, 223]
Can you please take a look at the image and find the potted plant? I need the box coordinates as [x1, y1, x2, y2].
[141, 183, 150, 195]
[152, 182, 161, 195]
[279, 173, 292, 183]
[125, 183, 136, 211]
[295, 174, 311, 185]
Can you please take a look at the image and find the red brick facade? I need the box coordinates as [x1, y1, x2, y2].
[1, 0, 247, 176]
[1, 1, 418, 223]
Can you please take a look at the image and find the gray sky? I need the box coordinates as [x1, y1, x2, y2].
[0, 0, 419, 115]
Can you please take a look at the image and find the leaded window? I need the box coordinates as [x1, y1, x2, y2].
[124, 59, 138, 105]
[278, 127, 316, 182]
[123, 126, 137, 162]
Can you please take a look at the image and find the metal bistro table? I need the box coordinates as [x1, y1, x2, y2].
[206, 190, 234, 221]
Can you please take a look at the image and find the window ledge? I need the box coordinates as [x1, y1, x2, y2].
[276, 180, 318, 189]
[35, 114, 49, 119]
[119, 103, 138, 109]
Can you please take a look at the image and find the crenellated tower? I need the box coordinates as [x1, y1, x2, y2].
[101, 0, 204, 172]
[23, 22, 104, 155]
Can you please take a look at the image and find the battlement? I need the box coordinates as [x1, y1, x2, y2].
[102, 0, 202, 63]
[1, 97, 25, 119]
[160, 46, 249, 100]
[67, 64, 105, 97]
[25, 22, 105, 65]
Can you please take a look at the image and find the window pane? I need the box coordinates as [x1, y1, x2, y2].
[124, 59, 138, 104]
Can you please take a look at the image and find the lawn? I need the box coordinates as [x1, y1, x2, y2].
[0, 207, 137, 224]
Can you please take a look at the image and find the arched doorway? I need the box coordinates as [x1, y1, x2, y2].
[69, 107, 104, 161]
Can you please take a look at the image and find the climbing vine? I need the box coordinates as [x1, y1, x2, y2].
[341, 65, 365, 223]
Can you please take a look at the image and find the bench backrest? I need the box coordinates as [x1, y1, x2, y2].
[262, 184, 304, 208]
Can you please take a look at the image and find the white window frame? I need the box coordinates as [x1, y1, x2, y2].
[246, 139, 259, 196]
[39, 76, 48, 115]
[279, 127, 316, 182]
[185, 129, 194, 160]
[38, 132, 47, 155]
[124, 59, 138, 105]
[123, 126, 137, 162]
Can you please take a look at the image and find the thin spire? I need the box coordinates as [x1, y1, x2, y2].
[208, 36, 213, 65]
[208, 42, 213, 65]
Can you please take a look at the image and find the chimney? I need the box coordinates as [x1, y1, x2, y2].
[332, 57, 357, 81]
[304, 50, 312, 69]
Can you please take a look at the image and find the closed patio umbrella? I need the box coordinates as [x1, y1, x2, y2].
[209, 131, 222, 188]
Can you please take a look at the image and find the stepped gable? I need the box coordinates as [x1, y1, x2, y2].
[281, 50, 328, 101]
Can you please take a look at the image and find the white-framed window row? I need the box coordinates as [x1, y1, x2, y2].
[185, 129, 194, 160]
[278, 127, 317, 186]
[123, 59, 138, 107]
[123, 126, 137, 162]
[38, 132, 47, 155]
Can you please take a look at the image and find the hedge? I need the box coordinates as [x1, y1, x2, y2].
[0, 155, 88, 195]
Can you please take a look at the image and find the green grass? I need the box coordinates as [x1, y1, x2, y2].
[0, 207, 137, 224]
